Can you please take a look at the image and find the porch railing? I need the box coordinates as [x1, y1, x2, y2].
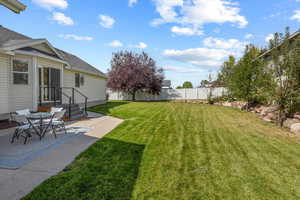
[39, 86, 88, 117]
[61, 87, 88, 115]
[39, 87, 72, 119]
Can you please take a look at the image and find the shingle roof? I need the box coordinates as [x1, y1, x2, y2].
[57, 49, 106, 77]
[0, 25, 30, 45]
[0, 25, 106, 78]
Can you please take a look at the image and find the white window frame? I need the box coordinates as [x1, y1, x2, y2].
[12, 58, 29, 85]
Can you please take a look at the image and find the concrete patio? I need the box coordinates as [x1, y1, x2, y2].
[0, 112, 123, 200]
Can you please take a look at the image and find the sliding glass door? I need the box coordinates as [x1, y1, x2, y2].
[39, 67, 61, 102]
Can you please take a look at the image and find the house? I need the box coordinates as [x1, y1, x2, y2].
[0, 0, 26, 13]
[258, 31, 300, 63]
[0, 25, 107, 120]
[162, 80, 171, 89]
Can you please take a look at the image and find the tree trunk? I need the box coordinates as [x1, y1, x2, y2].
[278, 107, 285, 127]
[132, 91, 136, 101]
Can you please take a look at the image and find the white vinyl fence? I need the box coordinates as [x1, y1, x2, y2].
[107, 87, 227, 101]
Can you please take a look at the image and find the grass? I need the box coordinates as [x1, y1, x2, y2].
[23, 101, 300, 200]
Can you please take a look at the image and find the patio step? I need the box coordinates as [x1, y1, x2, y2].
[57, 104, 87, 120]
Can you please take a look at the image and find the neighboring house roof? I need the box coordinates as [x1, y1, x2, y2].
[258, 31, 300, 59]
[0, 25, 106, 78]
[0, 0, 26, 13]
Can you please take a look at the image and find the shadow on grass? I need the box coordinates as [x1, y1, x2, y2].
[22, 138, 145, 200]
[88, 101, 130, 115]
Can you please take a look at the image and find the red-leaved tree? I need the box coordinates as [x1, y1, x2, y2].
[107, 51, 164, 101]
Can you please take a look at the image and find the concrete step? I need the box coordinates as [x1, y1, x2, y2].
[69, 113, 85, 120]
[54, 104, 86, 120]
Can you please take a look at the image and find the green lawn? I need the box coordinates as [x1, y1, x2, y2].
[23, 101, 300, 200]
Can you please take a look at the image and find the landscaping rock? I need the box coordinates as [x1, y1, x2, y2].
[290, 123, 300, 134]
[283, 118, 300, 128]
[222, 102, 232, 107]
[231, 101, 247, 110]
[293, 114, 300, 120]
[260, 106, 278, 116]
[254, 106, 264, 113]
[262, 112, 276, 122]
[262, 116, 272, 122]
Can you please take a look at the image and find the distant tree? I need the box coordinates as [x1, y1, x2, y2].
[176, 86, 183, 89]
[200, 80, 209, 87]
[217, 55, 236, 86]
[107, 51, 164, 101]
[182, 81, 193, 88]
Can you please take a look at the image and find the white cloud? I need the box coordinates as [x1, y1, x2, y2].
[152, 0, 248, 36]
[265, 33, 274, 42]
[244, 34, 254, 39]
[163, 66, 204, 73]
[133, 42, 148, 49]
[129, 0, 138, 7]
[59, 34, 93, 41]
[203, 37, 247, 49]
[32, 0, 68, 10]
[171, 26, 203, 36]
[52, 12, 74, 26]
[107, 40, 123, 47]
[290, 10, 300, 22]
[163, 36, 247, 68]
[163, 48, 233, 67]
[99, 15, 115, 28]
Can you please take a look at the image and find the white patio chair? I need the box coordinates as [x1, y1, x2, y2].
[44, 110, 67, 138]
[50, 107, 63, 114]
[15, 109, 31, 116]
[10, 110, 33, 144]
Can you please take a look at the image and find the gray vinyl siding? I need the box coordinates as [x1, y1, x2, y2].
[0, 53, 10, 114]
[63, 69, 106, 105]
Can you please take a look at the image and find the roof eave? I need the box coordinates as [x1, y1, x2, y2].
[2, 39, 66, 61]
[0, 0, 26, 14]
[258, 31, 300, 59]
[66, 67, 108, 79]
[14, 49, 69, 65]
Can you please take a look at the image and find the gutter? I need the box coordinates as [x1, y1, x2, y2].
[65, 67, 108, 79]
[0, 0, 26, 14]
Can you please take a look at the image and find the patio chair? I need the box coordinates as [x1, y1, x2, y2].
[50, 107, 64, 114]
[44, 110, 67, 138]
[10, 110, 33, 144]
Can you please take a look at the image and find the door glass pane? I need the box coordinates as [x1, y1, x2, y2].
[43, 68, 49, 101]
[13, 60, 28, 72]
[50, 68, 61, 101]
[43, 68, 49, 86]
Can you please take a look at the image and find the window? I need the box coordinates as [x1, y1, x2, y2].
[75, 73, 84, 87]
[13, 59, 29, 85]
[75, 73, 80, 88]
[80, 75, 84, 86]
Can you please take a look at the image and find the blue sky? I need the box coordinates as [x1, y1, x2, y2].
[1, 0, 300, 87]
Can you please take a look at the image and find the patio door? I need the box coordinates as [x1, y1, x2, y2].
[39, 68, 61, 102]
